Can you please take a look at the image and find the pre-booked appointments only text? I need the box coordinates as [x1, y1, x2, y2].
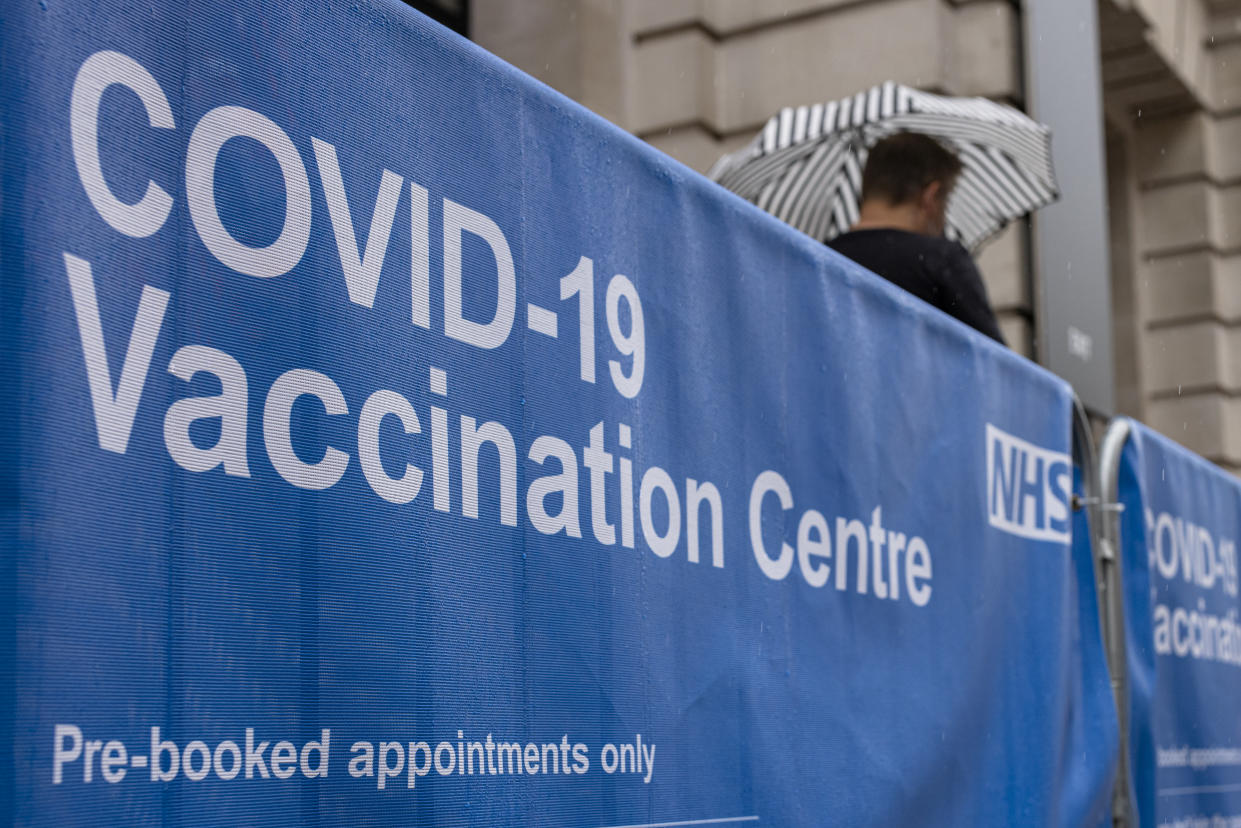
[51, 726, 656, 790]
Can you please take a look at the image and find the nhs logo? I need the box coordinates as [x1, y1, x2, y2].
[986, 424, 1072, 544]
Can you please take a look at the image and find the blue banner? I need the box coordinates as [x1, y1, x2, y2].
[1117, 420, 1241, 826]
[2, 1, 1116, 824]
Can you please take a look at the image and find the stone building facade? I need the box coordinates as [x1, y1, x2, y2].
[470, 0, 1241, 469]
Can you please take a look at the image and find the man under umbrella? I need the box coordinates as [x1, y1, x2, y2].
[709, 81, 1059, 350]
[827, 132, 1005, 344]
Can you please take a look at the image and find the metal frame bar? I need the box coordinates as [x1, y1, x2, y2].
[1070, 402, 1135, 826]
[1098, 418, 1134, 827]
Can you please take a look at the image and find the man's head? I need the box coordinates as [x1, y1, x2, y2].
[859, 132, 962, 236]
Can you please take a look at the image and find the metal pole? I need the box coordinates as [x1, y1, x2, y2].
[1071, 396, 1103, 622]
[1098, 418, 1134, 827]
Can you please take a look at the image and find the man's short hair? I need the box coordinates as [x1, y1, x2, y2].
[861, 132, 962, 206]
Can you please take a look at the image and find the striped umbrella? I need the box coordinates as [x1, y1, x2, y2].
[707, 81, 1058, 252]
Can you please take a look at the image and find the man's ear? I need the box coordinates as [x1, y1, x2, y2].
[920, 180, 944, 211]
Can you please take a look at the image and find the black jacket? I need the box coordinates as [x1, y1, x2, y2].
[828, 228, 1006, 345]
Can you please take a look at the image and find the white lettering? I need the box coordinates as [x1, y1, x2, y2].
[357, 389, 423, 504]
[163, 345, 251, 477]
[749, 470, 793, 580]
[263, 369, 350, 490]
[186, 106, 311, 278]
[70, 51, 175, 238]
[442, 198, 515, 349]
[312, 138, 403, 308]
[65, 253, 169, 454]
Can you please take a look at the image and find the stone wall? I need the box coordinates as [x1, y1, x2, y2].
[473, 0, 1035, 357]
[473, 0, 1241, 462]
[1102, 0, 1241, 470]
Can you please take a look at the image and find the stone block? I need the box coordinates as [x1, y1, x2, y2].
[997, 312, 1032, 358]
[703, 0, 863, 33]
[1218, 185, 1241, 248]
[1133, 0, 1211, 98]
[471, 0, 584, 99]
[1214, 113, 1241, 181]
[1135, 112, 1209, 183]
[1140, 181, 1213, 255]
[975, 222, 1028, 312]
[1133, 0, 1181, 59]
[631, 29, 711, 133]
[945, 1, 1019, 99]
[1145, 251, 1217, 322]
[1209, 39, 1241, 111]
[628, 0, 698, 34]
[1146, 392, 1230, 461]
[1221, 253, 1241, 315]
[577, 0, 629, 125]
[711, 0, 941, 133]
[1144, 321, 1227, 393]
